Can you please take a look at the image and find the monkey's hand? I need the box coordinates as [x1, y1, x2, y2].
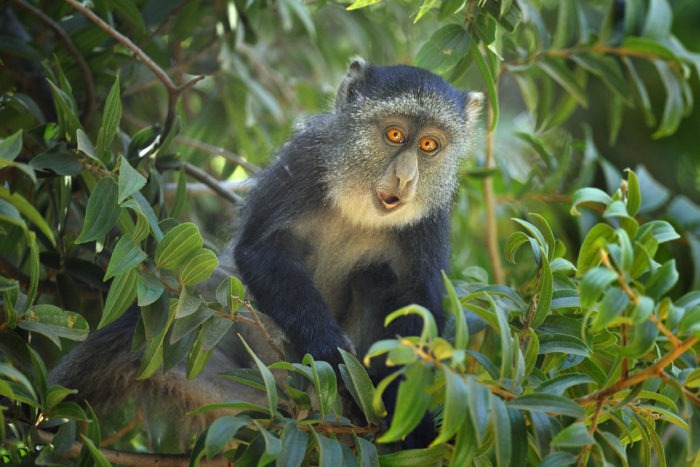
[304, 324, 356, 367]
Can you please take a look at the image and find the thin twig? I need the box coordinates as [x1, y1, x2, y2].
[123, 112, 259, 175]
[184, 162, 243, 205]
[177, 137, 259, 174]
[12, 0, 97, 122]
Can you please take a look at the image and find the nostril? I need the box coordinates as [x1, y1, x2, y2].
[377, 190, 401, 209]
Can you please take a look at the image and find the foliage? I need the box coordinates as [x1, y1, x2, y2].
[1, 0, 699, 466]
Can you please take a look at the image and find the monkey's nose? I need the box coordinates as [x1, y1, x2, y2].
[377, 190, 401, 209]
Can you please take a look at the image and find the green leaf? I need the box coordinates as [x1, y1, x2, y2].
[200, 316, 233, 352]
[171, 166, 188, 218]
[442, 273, 468, 350]
[345, 0, 381, 9]
[620, 320, 658, 358]
[551, 422, 594, 448]
[0, 186, 56, 247]
[378, 445, 449, 466]
[76, 129, 100, 162]
[47, 80, 83, 141]
[385, 304, 437, 344]
[155, 222, 203, 270]
[538, 334, 590, 358]
[622, 57, 656, 127]
[580, 267, 618, 308]
[432, 367, 468, 445]
[377, 362, 433, 443]
[277, 422, 309, 467]
[80, 435, 111, 467]
[592, 287, 630, 331]
[76, 177, 121, 244]
[117, 155, 147, 203]
[491, 396, 512, 466]
[104, 236, 147, 280]
[571, 187, 613, 215]
[25, 231, 40, 311]
[0, 130, 22, 160]
[505, 231, 531, 263]
[571, 53, 631, 104]
[466, 377, 492, 445]
[99, 269, 138, 329]
[29, 146, 83, 176]
[644, 259, 678, 300]
[96, 75, 122, 163]
[302, 354, 338, 419]
[508, 393, 585, 419]
[17, 305, 89, 349]
[625, 169, 641, 216]
[641, 0, 672, 38]
[470, 40, 499, 132]
[179, 248, 219, 286]
[540, 451, 578, 467]
[415, 24, 470, 75]
[339, 348, 384, 423]
[204, 415, 250, 458]
[652, 60, 686, 139]
[679, 306, 700, 337]
[136, 270, 165, 306]
[645, 220, 680, 243]
[537, 59, 588, 107]
[577, 223, 617, 275]
[241, 337, 279, 417]
[536, 373, 594, 396]
[312, 431, 343, 466]
[354, 434, 379, 467]
[530, 252, 553, 329]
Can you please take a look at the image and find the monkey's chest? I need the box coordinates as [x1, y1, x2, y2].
[290, 211, 406, 318]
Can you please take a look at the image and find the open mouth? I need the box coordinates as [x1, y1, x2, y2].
[376, 190, 401, 210]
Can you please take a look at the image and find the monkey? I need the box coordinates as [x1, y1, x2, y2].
[48, 58, 482, 451]
[233, 58, 483, 446]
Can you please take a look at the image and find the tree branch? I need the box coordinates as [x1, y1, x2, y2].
[63, 0, 204, 140]
[576, 336, 699, 407]
[184, 162, 243, 205]
[35, 429, 232, 467]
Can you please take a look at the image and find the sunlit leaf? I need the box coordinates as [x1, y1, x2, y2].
[155, 222, 203, 270]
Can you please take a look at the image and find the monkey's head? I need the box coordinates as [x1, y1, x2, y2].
[323, 58, 483, 229]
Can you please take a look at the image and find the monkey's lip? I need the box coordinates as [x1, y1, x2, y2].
[376, 190, 402, 210]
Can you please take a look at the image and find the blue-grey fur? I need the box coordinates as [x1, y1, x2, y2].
[235, 58, 482, 446]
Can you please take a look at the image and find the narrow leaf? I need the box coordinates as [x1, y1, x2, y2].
[75, 178, 120, 244]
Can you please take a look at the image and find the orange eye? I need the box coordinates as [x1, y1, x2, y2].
[419, 137, 439, 153]
[386, 128, 405, 144]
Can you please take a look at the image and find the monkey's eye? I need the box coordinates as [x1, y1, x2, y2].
[386, 128, 405, 144]
[418, 137, 439, 154]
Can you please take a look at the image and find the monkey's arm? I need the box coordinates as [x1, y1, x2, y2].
[234, 228, 353, 364]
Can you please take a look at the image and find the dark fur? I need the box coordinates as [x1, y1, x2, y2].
[235, 59, 482, 446]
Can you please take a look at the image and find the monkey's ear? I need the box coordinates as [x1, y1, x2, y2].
[335, 57, 368, 111]
[464, 91, 484, 120]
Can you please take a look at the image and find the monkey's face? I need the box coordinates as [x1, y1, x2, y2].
[324, 95, 473, 230]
